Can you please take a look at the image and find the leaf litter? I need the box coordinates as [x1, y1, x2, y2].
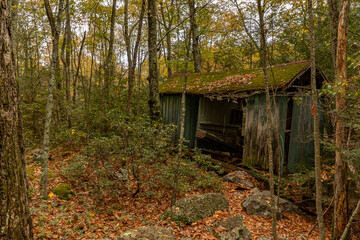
[26, 148, 344, 239]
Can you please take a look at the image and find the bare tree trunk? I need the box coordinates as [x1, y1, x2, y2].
[340, 199, 360, 240]
[0, 1, 33, 238]
[308, 0, 326, 238]
[41, 0, 64, 199]
[328, 0, 339, 75]
[73, 32, 86, 103]
[333, 0, 350, 238]
[160, 0, 174, 78]
[64, 0, 72, 127]
[257, 0, 277, 238]
[104, 0, 117, 97]
[65, 0, 72, 103]
[189, 0, 201, 73]
[11, 0, 19, 74]
[171, 29, 190, 207]
[148, 0, 161, 121]
[125, 0, 145, 114]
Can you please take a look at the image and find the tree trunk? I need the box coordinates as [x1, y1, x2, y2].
[328, 0, 339, 76]
[160, 0, 174, 78]
[257, 0, 277, 238]
[333, 0, 350, 238]
[148, 0, 161, 121]
[65, 0, 72, 127]
[0, 1, 33, 238]
[65, 0, 72, 103]
[104, 0, 117, 97]
[73, 32, 86, 103]
[41, 0, 64, 199]
[189, 0, 201, 73]
[308, 0, 326, 239]
[171, 29, 190, 207]
[125, 0, 145, 114]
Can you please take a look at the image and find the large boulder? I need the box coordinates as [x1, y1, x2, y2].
[118, 226, 175, 240]
[242, 191, 300, 218]
[162, 193, 229, 224]
[114, 168, 129, 181]
[256, 237, 289, 240]
[223, 171, 255, 189]
[52, 183, 74, 200]
[215, 215, 251, 240]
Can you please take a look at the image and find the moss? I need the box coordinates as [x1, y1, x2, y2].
[52, 183, 74, 200]
[27, 166, 37, 181]
[159, 61, 309, 95]
[48, 169, 55, 179]
[161, 193, 229, 224]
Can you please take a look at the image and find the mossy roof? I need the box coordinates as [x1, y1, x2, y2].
[159, 60, 310, 95]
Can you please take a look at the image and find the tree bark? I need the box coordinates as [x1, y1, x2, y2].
[125, 0, 145, 114]
[148, 0, 161, 121]
[41, 0, 64, 199]
[333, 0, 350, 238]
[328, 0, 339, 76]
[160, 0, 174, 78]
[0, 0, 33, 238]
[65, 0, 72, 103]
[73, 32, 86, 103]
[257, 0, 277, 238]
[104, 0, 117, 97]
[171, 29, 190, 207]
[64, 0, 72, 127]
[308, 0, 326, 239]
[189, 0, 201, 73]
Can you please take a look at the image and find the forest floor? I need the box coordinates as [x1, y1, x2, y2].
[27, 147, 338, 239]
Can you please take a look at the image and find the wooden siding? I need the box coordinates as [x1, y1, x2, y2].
[160, 95, 199, 147]
[242, 94, 287, 171]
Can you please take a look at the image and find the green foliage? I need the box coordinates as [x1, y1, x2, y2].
[192, 150, 224, 175]
[158, 157, 223, 194]
[61, 155, 88, 182]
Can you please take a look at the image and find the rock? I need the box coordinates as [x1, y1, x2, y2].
[256, 237, 271, 240]
[223, 171, 255, 188]
[256, 237, 289, 240]
[162, 193, 229, 224]
[250, 188, 260, 194]
[115, 168, 129, 181]
[242, 191, 300, 218]
[32, 149, 43, 163]
[118, 226, 175, 240]
[296, 234, 307, 240]
[215, 215, 251, 240]
[52, 183, 74, 200]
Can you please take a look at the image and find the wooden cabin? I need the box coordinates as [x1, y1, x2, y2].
[159, 60, 327, 173]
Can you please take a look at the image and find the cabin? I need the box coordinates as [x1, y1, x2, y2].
[159, 60, 326, 174]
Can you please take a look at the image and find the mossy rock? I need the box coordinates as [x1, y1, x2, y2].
[162, 193, 229, 224]
[118, 226, 176, 240]
[52, 183, 74, 200]
[48, 170, 55, 179]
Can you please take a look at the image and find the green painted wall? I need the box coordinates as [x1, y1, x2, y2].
[242, 94, 287, 172]
[160, 94, 199, 147]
